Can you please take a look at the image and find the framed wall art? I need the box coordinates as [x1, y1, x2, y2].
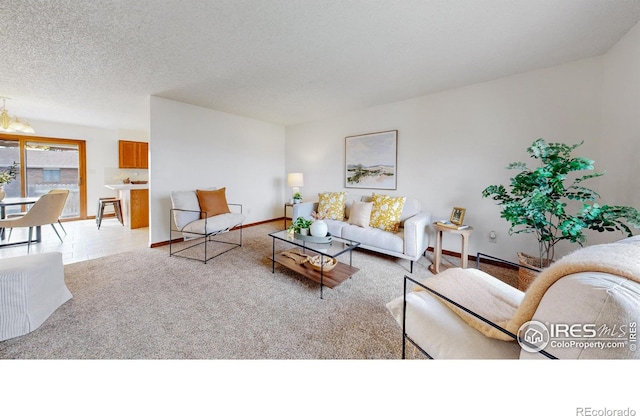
[345, 130, 397, 190]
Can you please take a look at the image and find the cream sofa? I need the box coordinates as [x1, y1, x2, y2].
[292, 193, 430, 272]
[386, 235, 640, 359]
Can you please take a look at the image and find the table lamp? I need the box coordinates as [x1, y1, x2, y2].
[287, 172, 304, 202]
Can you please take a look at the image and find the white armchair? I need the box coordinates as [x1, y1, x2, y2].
[169, 188, 245, 263]
[387, 236, 640, 359]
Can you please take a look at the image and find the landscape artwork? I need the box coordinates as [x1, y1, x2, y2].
[345, 130, 397, 190]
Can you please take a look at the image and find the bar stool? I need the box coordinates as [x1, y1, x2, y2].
[96, 198, 124, 229]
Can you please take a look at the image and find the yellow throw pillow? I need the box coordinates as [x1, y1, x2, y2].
[196, 188, 231, 218]
[316, 192, 347, 220]
[369, 193, 406, 232]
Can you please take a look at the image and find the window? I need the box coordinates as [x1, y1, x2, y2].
[0, 134, 87, 219]
[42, 169, 61, 183]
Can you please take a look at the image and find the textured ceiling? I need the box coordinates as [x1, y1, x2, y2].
[1, 0, 639, 131]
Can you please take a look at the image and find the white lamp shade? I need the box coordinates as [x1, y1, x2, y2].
[287, 173, 304, 187]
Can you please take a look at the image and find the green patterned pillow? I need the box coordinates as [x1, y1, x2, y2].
[316, 192, 347, 220]
[369, 193, 406, 232]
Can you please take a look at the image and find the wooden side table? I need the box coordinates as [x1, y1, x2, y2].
[429, 223, 474, 274]
[283, 202, 294, 229]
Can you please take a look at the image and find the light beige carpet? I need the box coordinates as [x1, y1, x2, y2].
[0, 221, 516, 359]
[0, 222, 412, 359]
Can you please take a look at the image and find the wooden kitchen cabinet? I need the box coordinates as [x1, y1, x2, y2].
[129, 189, 149, 229]
[105, 185, 149, 229]
[119, 140, 149, 169]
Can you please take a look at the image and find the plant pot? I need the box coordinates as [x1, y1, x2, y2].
[0, 187, 4, 201]
[299, 228, 309, 235]
[517, 252, 552, 291]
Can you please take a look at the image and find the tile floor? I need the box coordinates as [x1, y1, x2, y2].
[0, 217, 149, 265]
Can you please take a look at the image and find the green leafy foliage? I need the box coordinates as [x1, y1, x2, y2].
[482, 139, 640, 263]
[0, 161, 18, 186]
[287, 216, 312, 233]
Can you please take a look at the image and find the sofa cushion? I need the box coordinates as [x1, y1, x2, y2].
[325, 219, 349, 237]
[181, 213, 246, 237]
[343, 194, 372, 219]
[399, 198, 421, 223]
[369, 193, 406, 232]
[171, 189, 208, 230]
[196, 188, 230, 219]
[386, 290, 521, 359]
[316, 192, 347, 220]
[344, 198, 359, 219]
[342, 224, 404, 254]
[348, 201, 373, 228]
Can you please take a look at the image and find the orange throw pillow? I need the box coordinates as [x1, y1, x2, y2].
[196, 188, 230, 219]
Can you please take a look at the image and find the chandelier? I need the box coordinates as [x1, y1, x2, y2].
[0, 97, 35, 134]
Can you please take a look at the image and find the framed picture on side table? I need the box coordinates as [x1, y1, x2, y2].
[450, 207, 466, 226]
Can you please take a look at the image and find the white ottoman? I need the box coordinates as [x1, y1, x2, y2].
[0, 252, 72, 341]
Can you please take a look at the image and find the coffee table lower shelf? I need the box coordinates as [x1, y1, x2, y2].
[269, 252, 359, 289]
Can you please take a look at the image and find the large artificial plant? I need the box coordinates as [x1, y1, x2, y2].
[482, 138, 640, 267]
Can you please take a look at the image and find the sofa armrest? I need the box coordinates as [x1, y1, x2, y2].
[402, 211, 431, 259]
[292, 202, 318, 222]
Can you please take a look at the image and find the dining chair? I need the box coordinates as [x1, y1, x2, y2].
[46, 189, 70, 235]
[5, 189, 70, 240]
[0, 192, 68, 253]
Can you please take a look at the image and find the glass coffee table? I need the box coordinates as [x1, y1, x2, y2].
[269, 230, 361, 299]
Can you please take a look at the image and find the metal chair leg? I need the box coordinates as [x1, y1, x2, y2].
[51, 223, 63, 243]
[27, 227, 32, 253]
[97, 202, 104, 229]
[114, 200, 124, 226]
[57, 220, 67, 235]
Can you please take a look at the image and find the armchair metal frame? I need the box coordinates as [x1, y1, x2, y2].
[169, 203, 244, 264]
[401, 253, 557, 359]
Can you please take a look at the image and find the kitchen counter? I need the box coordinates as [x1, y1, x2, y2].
[104, 184, 149, 228]
[105, 183, 148, 191]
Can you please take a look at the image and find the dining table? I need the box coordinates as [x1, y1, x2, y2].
[0, 196, 41, 247]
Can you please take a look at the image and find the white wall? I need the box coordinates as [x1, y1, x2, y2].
[20, 21, 638, 257]
[596, 21, 640, 247]
[286, 57, 607, 262]
[149, 97, 286, 245]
